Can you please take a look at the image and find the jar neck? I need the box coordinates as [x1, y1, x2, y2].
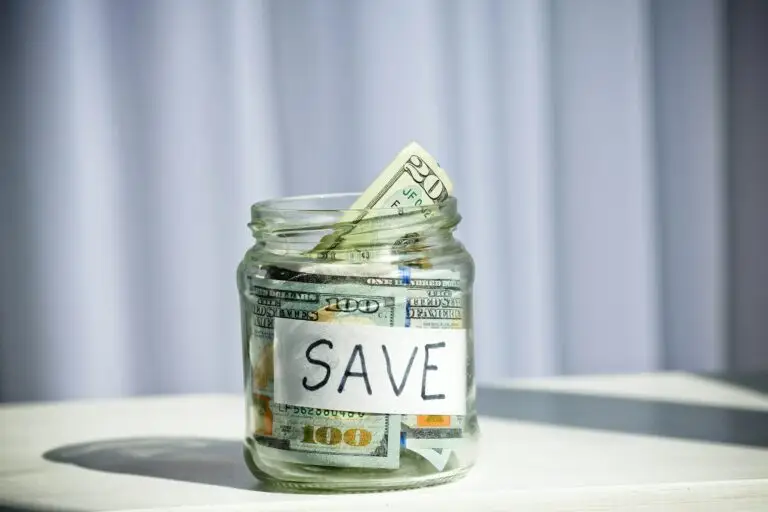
[248, 196, 462, 262]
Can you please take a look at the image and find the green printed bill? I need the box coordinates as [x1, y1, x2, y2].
[310, 141, 454, 259]
[252, 403, 401, 469]
[244, 265, 467, 470]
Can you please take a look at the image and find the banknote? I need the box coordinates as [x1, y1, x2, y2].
[261, 264, 462, 291]
[246, 280, 403, 400]
[253, 401, 401, 469]
[245, 276, 405, 468]
[401, 414, 465, 450]
[309, 141, 454, 259]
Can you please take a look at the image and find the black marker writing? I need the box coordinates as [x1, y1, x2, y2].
[302, 339, 332, 391]
[382, 345, 417, 396]
[421, 341, 446, 400]
[337, 344, 372, 395]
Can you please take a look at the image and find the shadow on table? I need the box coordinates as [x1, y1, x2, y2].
[0, 506, 81, 512]
[43, 437, 264, 491]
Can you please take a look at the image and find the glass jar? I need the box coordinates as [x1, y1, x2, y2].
[236, 193, 478, 492]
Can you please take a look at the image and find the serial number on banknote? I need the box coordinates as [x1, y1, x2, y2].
[272, 403, 367, 418]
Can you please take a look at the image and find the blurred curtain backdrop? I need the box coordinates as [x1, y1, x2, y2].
[0, 0, 759, 402]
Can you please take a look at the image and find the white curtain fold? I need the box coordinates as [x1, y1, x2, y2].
[552, 0, 661, 373]
[652, 0, 726, 371]
[0, 0, 730, 401]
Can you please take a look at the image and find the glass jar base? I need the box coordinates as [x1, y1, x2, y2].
[244, 445, 472, 493]
[256, 466, 471, 494]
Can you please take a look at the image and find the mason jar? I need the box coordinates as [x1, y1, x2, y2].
[236, 192, 478, 491]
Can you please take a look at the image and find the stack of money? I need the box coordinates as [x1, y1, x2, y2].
[246, 142, 468, 473]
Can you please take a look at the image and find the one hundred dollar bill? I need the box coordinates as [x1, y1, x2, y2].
[309, 141, 454, 259]
[246, 278, 404, 400]
[401, 414, 465, 450]
[245, 272, 406, 469]
[261, 264, 462, 290]
[253, 402, 401, 469]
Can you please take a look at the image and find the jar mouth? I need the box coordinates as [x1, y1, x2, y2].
[250, 192, 457, 216]
[248, 192, 461, 257]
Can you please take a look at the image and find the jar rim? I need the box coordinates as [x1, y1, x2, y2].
[250, 192, 458, 216]
[248, 192, 462, 253]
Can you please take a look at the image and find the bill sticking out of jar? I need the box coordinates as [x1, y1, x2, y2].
[238, 142, 477, 492]
[309, 142, 456, 264]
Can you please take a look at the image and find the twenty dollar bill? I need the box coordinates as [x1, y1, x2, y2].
[310, 141, 454, 258]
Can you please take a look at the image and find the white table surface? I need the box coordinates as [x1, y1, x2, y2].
[2, 372, 767, 511]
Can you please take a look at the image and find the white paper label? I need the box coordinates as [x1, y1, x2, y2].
[273, 318, 467, 415]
